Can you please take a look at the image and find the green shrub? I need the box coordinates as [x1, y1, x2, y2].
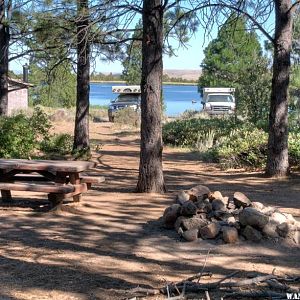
[89, 106, 107, 122]
[0, 107, 51, 158]
[179, 109, 199, 120]
[208, 128, 268, 169]
[208, 129, 300, 170]
[162, 117, 242, 148]
[114, 107, 140, 128]
[288, 132, 300, 165]
[40, 133, 73, 156]
[195, 129, 215, 152]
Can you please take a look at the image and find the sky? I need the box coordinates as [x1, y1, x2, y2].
[11, 29, 212, 74]
[95, 32, 211, 74]
[10, 11, 275, 75]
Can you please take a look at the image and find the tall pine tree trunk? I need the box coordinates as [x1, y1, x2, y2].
[0, 0, 9, 116]
[73, 0, 90, 153]
[136, 0, 166, 193]
[266, 0, 293, 177]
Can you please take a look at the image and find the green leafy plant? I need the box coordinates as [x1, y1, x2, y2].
[0, 107, 51, 158]
[288, 132, 300, 166]
[208, 127, 268, 169]
[162, 117, 241, 148]
[40, 133, 73, 156]
[198, 14, 271, 125]
[195, 129, 215, 152]
[162, 116, 300, 171]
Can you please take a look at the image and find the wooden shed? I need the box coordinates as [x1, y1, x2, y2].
[7, 78, 32, 116]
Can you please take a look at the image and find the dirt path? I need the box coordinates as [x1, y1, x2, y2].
[0, 121, 299, 300]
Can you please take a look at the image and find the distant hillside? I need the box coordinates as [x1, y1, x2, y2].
[163, 69, 201, 81]
[96, 69, 202, 82]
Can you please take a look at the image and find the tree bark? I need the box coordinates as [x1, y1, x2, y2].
[136, 0, 166, 193]
[0, 0, 9, 116]
[73, 0, 90, 152]
[266, 0, 293, 177]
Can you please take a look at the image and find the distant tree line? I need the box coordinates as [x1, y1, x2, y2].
[90, 72, 122, 82]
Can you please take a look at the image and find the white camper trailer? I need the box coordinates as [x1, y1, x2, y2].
[201, 87, 235, 115]
[108, 86, 141, 122]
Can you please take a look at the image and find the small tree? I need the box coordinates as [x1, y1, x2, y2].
[198, 15, 271, 124]
[29, 61, 76, 108]
[121, 19, 142, 85]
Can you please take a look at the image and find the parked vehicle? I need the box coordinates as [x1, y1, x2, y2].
[108, 86, 141, 122]
[201, 87, 235, 115]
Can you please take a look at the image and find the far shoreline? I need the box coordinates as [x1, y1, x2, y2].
[90, 80, 197, 86]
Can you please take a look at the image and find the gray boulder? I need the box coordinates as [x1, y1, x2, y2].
[239, 207, 269, 229]
[199, 222, 221, 239]
[276, 222, 300, 244]
[195, 199, 212, 213]
[182, 229, 199, 242]
[271, 212, 287, 225]
[175, 216, 208, 232]
[222, 226, 239, 244]
[163, 204, 181, 228]
[282, 213, 297, 225]
[176, 190, 190, 205]
[212, 199, 226, 211]
[242, 225, 262, 242]
[181, 201, 197, 216]
[174, 216, 185, 233]
[233, 192, 252, 208]
[209, 191, 224, 201]
[261, 206, 277, 216]
[262, 221, 279, 238]
[251, 201, 265, 211]
[187, 185, 210, 201]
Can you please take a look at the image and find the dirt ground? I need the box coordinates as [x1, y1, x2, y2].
[0, 120, 299, 300]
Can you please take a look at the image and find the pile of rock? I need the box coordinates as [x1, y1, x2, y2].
[162, 185, 300, 244]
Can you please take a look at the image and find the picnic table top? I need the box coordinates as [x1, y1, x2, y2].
[0, 159, 97, 173]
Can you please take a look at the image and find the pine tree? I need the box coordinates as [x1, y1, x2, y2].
[198, 15, 271, 124]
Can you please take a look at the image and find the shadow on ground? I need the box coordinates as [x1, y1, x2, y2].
[0, 124, 299, 299]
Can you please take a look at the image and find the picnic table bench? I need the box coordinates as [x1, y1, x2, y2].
[0, 159, 105, 206]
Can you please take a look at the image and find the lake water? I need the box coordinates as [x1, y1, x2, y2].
[90, 82, 202, 116]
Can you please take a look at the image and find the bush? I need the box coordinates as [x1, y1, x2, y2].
[163, 116, 300, 170]
[40, 133, 73, 156]
[114, 107, 140, 128]
[179, 109, 199, 120]
[207, 129, 300, 170]
[162, 117, 242, 148]
[0, 107, 51, 158]
[288, 132, 300, 166]
[208, 128, 268, 169]
[89, 106, 107, 122]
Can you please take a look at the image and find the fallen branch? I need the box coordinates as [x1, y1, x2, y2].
[221, 274, 276, 288]
[223, 290, 286, 299]
[129, 286, 160, 296]
[205, 290, 211, 300]
[266, 279, 289, 291]
[129, 273, 299, 298]
[167, 283, 186, 300]
[175, 272, 212, 285]
[277, 276, 300, 283]
[161, 271, 240, 295]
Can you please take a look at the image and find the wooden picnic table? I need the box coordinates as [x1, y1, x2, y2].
[0, 159, 102, 206]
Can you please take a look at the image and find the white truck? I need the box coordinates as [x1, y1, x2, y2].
[108, 85, 141, 122]
[201, 87, 235, 115]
